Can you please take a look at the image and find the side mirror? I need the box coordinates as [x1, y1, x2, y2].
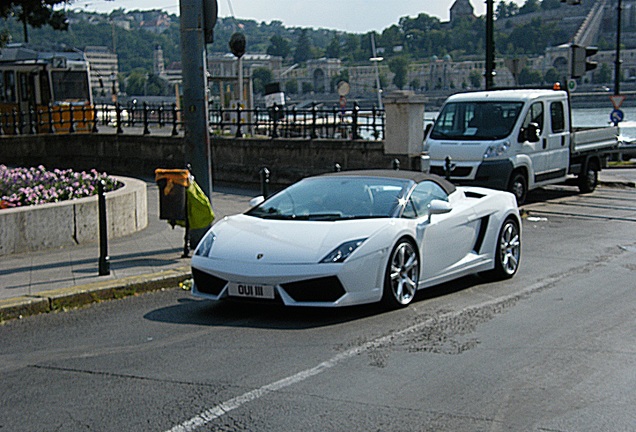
[520, 122, 541, 143]
[427, 199, 452, 222]
[249, 196, 265, 208]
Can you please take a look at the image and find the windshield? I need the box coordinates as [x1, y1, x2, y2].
[430, 101, 523, 140]
[246, 176, 413, 221]
[51, 71, 90, 102]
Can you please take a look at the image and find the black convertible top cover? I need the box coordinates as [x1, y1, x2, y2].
[319, 169, 457, 196]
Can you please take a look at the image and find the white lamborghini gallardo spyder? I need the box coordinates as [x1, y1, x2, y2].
[191, 170, 521, 308]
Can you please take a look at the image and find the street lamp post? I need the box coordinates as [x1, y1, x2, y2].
[370, 33, 383, 109]
[485, 0, 496, 89]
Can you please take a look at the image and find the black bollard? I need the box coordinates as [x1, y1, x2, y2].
[445, 156, 452, 181]
[98, 180, 110, 276]
[260, 167, 270, 198]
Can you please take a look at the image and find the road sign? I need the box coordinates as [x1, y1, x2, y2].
[567, 79, 577, 92]
[610, 109, 624, 124]
[610, 95, 626, 109]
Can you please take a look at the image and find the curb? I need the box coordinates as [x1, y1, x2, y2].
[599, 180, 636, 188]
[0, 266, 191, 322]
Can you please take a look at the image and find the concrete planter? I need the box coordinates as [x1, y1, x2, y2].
[0, 176, 147, 256]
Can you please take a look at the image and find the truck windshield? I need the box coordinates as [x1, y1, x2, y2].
[430, 101, 523, 140]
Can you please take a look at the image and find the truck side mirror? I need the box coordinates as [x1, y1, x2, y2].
[519, 122, 541, 143]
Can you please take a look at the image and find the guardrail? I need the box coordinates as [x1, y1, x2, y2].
[0, 102, 385, 141]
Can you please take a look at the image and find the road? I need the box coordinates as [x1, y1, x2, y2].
[1, 184, 635, 432]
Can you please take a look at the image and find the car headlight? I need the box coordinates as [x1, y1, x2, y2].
[483, 140, 511, 159]
[320, 238, 367, 263]
[194, 233, 216, 257]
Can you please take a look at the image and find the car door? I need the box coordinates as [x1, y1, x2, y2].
[543, 99, 570, 178]
[404, 182, 479, 281]
[518, 101, 547, 178]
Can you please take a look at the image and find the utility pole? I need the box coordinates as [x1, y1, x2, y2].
[179, 0, 214, 199]
[485, 0, 496, 90]
[615, 0, 623, 96]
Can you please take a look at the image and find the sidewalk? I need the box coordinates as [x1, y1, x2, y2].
[0, 180, 256, 320]
[0, 168, 633, 321]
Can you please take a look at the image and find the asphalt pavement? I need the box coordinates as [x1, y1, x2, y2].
[0, 167, 634, 321]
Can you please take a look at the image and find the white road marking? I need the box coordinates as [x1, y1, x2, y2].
[166, 274, 571, 432]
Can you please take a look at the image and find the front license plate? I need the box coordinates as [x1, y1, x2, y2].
[228, 282, 275, 299]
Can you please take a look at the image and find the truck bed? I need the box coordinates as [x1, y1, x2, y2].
[571, 126, 618, 154]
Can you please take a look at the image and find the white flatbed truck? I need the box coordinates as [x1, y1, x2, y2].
[424, 88, 618, 204]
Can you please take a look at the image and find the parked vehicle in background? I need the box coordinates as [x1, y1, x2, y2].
[424, 87, 619, 204]
[0, 47, 95, 134]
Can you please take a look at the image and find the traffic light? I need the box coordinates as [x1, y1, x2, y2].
[571, 44, 598, 79]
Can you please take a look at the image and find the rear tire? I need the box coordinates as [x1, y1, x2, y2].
[483, 217, 521, 281]
[578, 161, 599, 193]
[508, 171, 527, 205]
[381, 239, 419, 309]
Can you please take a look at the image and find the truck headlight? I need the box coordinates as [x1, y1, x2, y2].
[483, 140, 511, 159]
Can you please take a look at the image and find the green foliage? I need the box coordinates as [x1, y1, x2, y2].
[593, 63, 612, 84]
[388, 56, 409, 90]
[252, 67, 274, 94]
[293, 28, 314, 64]
[0, 5, 589, 79]
[0, 0, 70, 43]
[266, 35, 291, 58]
[469, 70, 483, 89]
[518, 67, 543, 85]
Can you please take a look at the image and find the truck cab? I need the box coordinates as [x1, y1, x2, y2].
[425, 88, 616, 204]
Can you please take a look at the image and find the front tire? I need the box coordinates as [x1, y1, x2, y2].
[382, 239, 419, 309]
[508, 171, 528, 205]
[484, 217, 521, 280]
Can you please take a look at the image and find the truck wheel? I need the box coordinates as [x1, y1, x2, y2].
[578, 161, 598, 193]
[508, 172, 527, 205]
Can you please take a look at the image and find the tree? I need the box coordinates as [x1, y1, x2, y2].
[1, 0, 70, 43]
[519, 0, 540, 15]
[469, 70, 482, 89]
[325, 34, 341, 59]
[293, 29, 313, 64]
[495, 1, 519, 19]
[266, 35, 291, 59]
[518, 67, 543, 85]
[252, 67, 274, 95]
[543, 68, 561, 85]
[388, 56, 409, 90]
[285, 79, 298, 95]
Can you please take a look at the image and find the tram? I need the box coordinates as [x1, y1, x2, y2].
[0, 47, 95, 134]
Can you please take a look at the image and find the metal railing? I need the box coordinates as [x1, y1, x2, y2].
[210, 103, 385, 141]
[0, 102, 385, 140]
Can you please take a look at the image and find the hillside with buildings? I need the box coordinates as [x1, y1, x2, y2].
[1, 0, 635, 106]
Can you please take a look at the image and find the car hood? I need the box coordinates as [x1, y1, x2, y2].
[206, 214, 388, 264]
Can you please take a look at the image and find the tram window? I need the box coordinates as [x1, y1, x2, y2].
[51, 71, 90, 102]
[4, 71, 16, 103]
[39, 72, 52, 105]
[19, 73, 31, 102]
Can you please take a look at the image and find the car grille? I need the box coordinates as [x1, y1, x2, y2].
[281, 276, 346, 303]
[192, 268, 227, 295]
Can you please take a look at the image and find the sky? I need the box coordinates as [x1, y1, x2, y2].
[74, 0, 527, 33]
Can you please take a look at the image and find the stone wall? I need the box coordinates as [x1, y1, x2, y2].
[0, 176, 147, 256]
[0, 134, 422, 189]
